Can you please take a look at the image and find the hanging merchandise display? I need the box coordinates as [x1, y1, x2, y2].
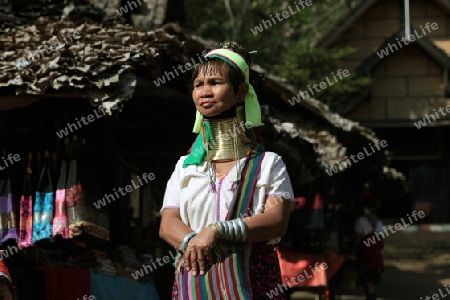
[32, 151, 54, 243]
[0, 104, 146, 299]
[52, 157, 69, 239]
[0, 177, 18, 243]
[66, 137, 109, 241]
[18, 154, 34, 248]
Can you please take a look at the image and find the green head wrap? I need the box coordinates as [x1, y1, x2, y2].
[191, 48, 263, 133]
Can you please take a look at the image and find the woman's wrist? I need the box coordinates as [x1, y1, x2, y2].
[210, 223, 222, 240]
[179, 232, 197, 254]
[212, 218, 248, 243]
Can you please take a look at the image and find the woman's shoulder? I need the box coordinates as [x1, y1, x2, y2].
[262, 151, 280, 159]
[178, 155, 189, 161]
[169, 155, 189, 173]
[261, 151, 285, 165]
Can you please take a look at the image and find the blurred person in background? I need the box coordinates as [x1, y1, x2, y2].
[354, 190, 384, 300]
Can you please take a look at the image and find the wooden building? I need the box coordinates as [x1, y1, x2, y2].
[317, 0, 450, 221]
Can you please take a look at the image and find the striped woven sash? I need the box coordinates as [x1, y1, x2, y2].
[175, 146, 265, 299]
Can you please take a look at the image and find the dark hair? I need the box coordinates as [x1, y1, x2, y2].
[192, 41, 265, 93]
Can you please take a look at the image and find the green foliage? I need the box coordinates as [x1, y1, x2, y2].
[184, 0, 369, 111]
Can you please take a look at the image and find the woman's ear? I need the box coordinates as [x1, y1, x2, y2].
[238, 83, 249, 103]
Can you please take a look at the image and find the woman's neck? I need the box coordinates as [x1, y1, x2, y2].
[203, 104, 253, 162]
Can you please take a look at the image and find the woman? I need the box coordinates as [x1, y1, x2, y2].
[159, 41, 294, 299]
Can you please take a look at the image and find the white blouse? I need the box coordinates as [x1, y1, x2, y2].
[160, 152, 295, 243]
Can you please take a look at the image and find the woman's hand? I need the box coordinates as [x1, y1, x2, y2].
[183, 226, 219, 276]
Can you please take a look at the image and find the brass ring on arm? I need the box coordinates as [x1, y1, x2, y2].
[231, 220, 241, 242]
[237, 218, 248, 242]
[225, 221, 234, 242]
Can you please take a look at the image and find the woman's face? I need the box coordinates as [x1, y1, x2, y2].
[192, 63, 247, 117]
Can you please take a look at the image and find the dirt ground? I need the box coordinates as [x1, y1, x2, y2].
[291, 255, 450, 300]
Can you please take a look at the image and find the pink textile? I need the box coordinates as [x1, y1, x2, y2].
[277, 249, 327, 287]
[294, 197, 306, 209]
[18, 195, 34, 248]
[312, 194, 323, 209]
[52, 189, 69, 238]
[276, 248, 345, 288]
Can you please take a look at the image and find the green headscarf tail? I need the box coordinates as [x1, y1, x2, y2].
[183, 122, 211, 167]
[192, 48, 263, 133]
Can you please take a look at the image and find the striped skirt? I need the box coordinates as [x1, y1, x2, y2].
[172, 244, 287, 300]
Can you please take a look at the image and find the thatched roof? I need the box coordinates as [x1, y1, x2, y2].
[0, 1, 201, 113]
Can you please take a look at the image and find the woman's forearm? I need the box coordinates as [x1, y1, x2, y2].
[243, 198, 291, 242]
[159, 209, 194, 250]
[161, 198, 291, 247]
[243, 211, 289, 242]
